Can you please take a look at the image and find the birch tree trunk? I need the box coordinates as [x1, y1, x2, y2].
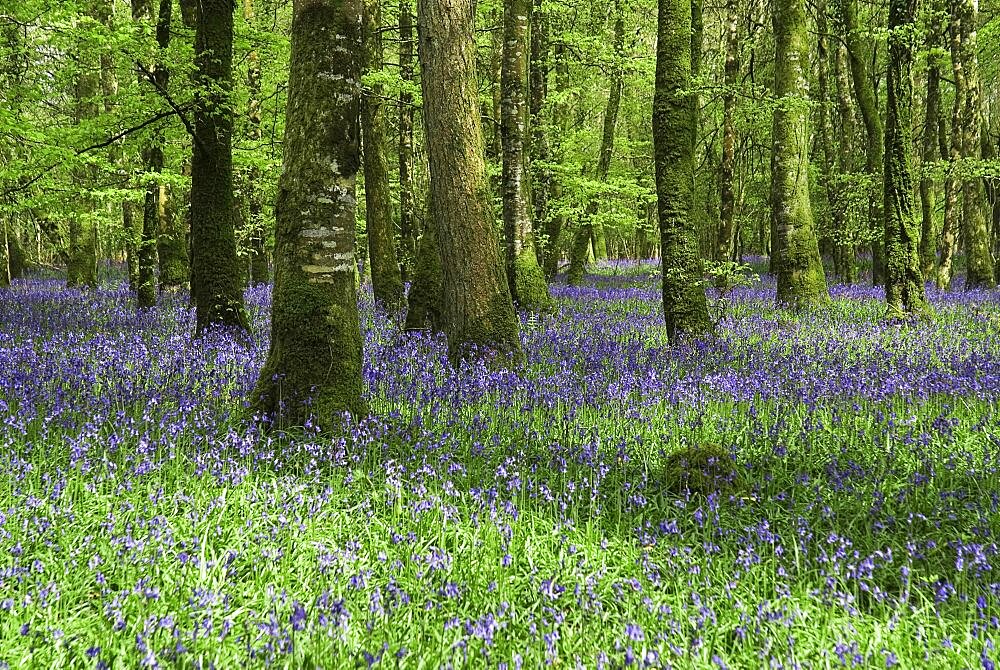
[501, 0, 550, 311]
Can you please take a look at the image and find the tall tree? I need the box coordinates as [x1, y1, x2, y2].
[501, 0, 550, 311]
[191, 0, 249, 333]
[655, 0, 710, 340]
[950, 0, 995, 288]
[528, 0, 550, 267]
[253, 0, 367, 426]
[398, 0, 417, 281]
[771, 0, 827, 306]
[417, 0, 522, 363]
[833, 40, 858, 283]
[362, 0, 405, 310]
[716, 0, 739, 262]
[0, 216, 8, 288]
[67, 7, 100, 290]
[840, 0, 886, 286]
[919, 0, 944, 279]
[542, 41, 570, 277]
[883, 0, 926, 315]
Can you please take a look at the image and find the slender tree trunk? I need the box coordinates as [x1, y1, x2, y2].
[0, 216, 8, 288]
[398, 0, 417, 281]
[655, 0, 710, 339]
[191, 0, 249, 333]
[417, 0, 522, 364]
[833, 40, 857, 283]
[252, 0, 367, 427]
[919, 0, 943, 280]
[68, 29, 99, 289]
[717, 0, 739, 262]
[543, 43, 569, 277]
[771, 0, 828, 306]
[884, 0, 927, 315]
[362, 0, 405, 310]
[501, 0, 550, 311]
[568, 3, 623, 284]
[840, 0, 885, 286]
[951, 0, 995, 288]
[938, 81, 961, 289]
[529, 0, 550, 264]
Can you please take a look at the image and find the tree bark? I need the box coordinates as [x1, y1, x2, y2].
[543, 42, 569, 277]
[655, 0, 710, 339]
[68, 20, 100, 290]
[398, 0, 417, 281]
[951, 0, 995, 288]
[833, 39, 857, 283]
[253, 0, 367, 427]
[404, 201, 444, 332]
[771, 0, 828, 306]
[919, 0, 943, 280]
[840, 0, 885, 285]
[501, 0, 550, 311]
[417, 0, 522, 364]
[529, 0, 550, 265]
[361, 0, 405, 310]
[717, 0, 739, 262]
[191, 0, 249, 333]
[884, 0, 926, 315]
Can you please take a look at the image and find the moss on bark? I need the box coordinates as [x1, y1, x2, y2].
[252, 0, 367, 428]
[770, 0, 828, 307]
[404, 221, 444, 332]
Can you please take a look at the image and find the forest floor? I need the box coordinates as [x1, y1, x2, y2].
[0, 262, 998, 669]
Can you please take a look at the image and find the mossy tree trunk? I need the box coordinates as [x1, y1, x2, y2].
[832, 38, 857, 283]
[0, 217, 8, 288]
[191, 0, 249, 333]
[568, 4, 623, 285]
[716, 0, 739, 262]
[68, 27, 99, 290]
[919, 0, 943, 280]
[244, 0, 269, 286]
[404, 205, 444, 332]
[883, 0, 927, 316]
[501, 0, 550, 311]
[417, 0, 522, 364]
[840, 0, 885, 286]
[398, 0, 417, 281]
[654, 0, 711, 340]
[770, 0, 828, 306]
[252, 0, 367, 427]
[362, 0, 405, 310]
[950, 0, 995, 289]
[815, 0, 837, 273]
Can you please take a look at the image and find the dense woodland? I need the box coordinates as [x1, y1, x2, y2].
[2, 0, 1000, 666]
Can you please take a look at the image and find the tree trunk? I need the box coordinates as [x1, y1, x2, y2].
[883, 0, 926, 315]
[543, 43, 569, 278]
[191, 0, 249, 333]
[951, 0, 995, 288]
[501, 0, 550, 311]
[398, 0, 417, 281]
[840, 0, 885, 286]
[717, 0, 739, 262]
[253, 0, 367, 427]
[655, 0, 710, 339]
[361, 0, 405, 310]
[68, 30, 99, 289]
[919, 0, 943, 280]
[0, 216, 8, 288]
[833, 40, 857, 283]
[568, 3, 623, 284]
[771, 0, 827, 306]
[417, 0, 522, 364]
[404, 202, 444, 332]
[529, 0, 550, 265]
